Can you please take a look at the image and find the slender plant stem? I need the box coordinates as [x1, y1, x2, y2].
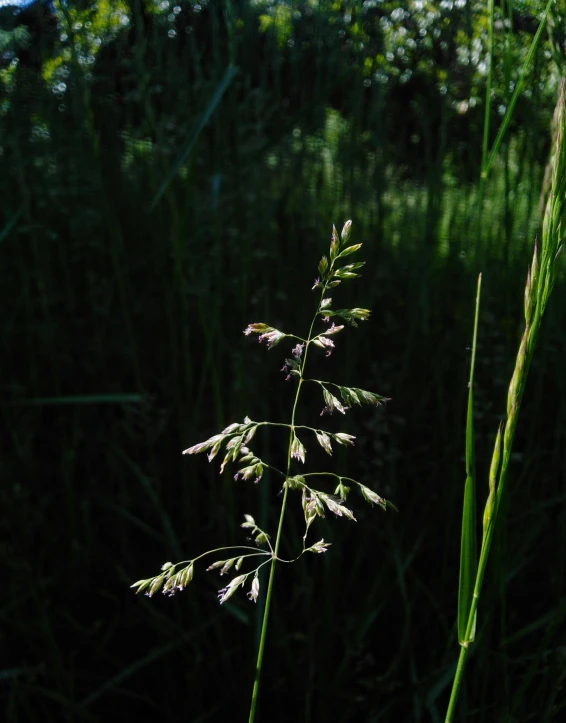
[248, 282, 328, 723]
[446, 643, 471, 721]
[247, 457, 292, 723]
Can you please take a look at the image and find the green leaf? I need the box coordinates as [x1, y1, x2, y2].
[340, 220, 352, 244]
[333, 269, 360, 279]
[334, 261, 366, 277]
[457, 274, 481, 645]
[337, 243, 362, 259]
[458, 474, 477, 644]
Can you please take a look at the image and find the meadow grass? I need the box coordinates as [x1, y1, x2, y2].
[2, 3, 566, 721]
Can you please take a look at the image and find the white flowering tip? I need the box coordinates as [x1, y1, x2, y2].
[291, 343, 305, 358]
[333, 432, 356, 445]
[291, 434, 306, 464]
[323, 389, 346, 414]
[206, 559, 227, 571]
[307, 539, 332, 554]
[183, 433, 223, 455]
[218, 574, 246, 605]
[360, 485, 385, 508]
[313, 336, 335, 355]
[242, 514, 256, 527]
[130, 578, 152, 593]
[243, 324, 286, 349]
[259, 329, 285, 349]
[247, 575, 260, 603]
[349, 308, 371, 321]
[341, 220, 352, 244]
[315, 431, 333, 455]
[323, 495, 356, 521]
[321, 323, 344, 336]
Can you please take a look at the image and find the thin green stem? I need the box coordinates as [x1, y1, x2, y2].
[259, 462, 287, 478]
[445, 643, 471, 721]
[162, 547, 270, 570]
[248, 279, 330, 723]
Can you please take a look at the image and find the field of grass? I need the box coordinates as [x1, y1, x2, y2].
[1, 2, 565, 721]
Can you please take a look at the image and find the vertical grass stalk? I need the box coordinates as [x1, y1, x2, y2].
[446, 79, 566, 722]
[248, 245, 346, 722]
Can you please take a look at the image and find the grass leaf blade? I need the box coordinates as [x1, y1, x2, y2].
[457, 274, 481, 644]
[149, 64, 238, 210]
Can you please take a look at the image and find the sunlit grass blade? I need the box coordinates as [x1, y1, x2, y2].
[457, 274, 481, 644]
[481, 0, 555, 181]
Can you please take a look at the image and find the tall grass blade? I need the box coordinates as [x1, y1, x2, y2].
[149, 64, 238, 210]
[457, 274, 481, 644]
[481, 0, 555, 181]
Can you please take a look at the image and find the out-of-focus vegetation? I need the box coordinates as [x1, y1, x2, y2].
[1, 1, 565, 721]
